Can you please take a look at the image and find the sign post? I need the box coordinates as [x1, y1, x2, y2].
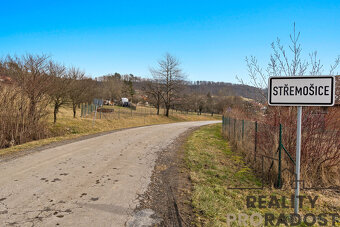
[268, 76, 335, 214]
[294, 106, 302, 214]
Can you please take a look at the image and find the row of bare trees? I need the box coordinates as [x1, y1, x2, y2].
[143, 81, 247, 117]
[0, 53, 176, 148]
[142, 53, 240, 116]
[143, 53, 248, 116]
[0, 53, 237, 148]
[3, 55, 93, 122]
[0, 54, 99, 148]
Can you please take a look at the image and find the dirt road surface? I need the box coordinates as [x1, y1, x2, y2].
[0, 121, 219, 227]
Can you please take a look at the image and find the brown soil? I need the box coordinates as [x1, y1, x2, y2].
[135, 128, 197, 227]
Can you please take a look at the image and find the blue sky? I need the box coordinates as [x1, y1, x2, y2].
[1, 0, 339, 83]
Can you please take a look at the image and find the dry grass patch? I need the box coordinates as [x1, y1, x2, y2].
[0, 106, 220, 156]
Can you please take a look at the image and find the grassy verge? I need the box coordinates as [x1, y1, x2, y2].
[184, 124, 340, 227]
[0, 106, 220, 156]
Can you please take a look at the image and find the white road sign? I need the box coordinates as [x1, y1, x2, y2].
[268, 75, 336, 214]
[268, 76, 335, 106]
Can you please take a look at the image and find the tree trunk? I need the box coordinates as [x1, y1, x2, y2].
[73, 103, 77, 118]
[53, 109, 57, 124]
[165, 106, 169, 117]
[29, 98, 37, 126]
[54, 103, 59, 124]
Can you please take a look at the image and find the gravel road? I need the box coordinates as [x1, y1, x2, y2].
[0, 121, 219, 227]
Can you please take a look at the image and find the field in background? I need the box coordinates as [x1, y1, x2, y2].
[0, 105, 220, 156]
[184, 124, 340, 226]
[81, 104, 219, 118]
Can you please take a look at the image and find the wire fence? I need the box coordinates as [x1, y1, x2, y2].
[79, 103, 220, 120]
[222, 113, 340, 189]
[222, 116, 295, 188]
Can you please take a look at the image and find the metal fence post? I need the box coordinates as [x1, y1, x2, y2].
[92, 105, 97, 127]
[224, 116, 226, 134]
[228, 117, 231, 138]
[224, 116, 226, 136]
[225, 116, 227, 133]
[81, 103, 83, 117]
[242, 120, 244, 140]
[254, 121, 257, 162]
[295, 106, 303, 214]
[277, 124, 282, 188]
[234, 119, 236, 139]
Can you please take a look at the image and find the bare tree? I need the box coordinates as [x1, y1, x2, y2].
[5, 54, 52, 130]
[102, 74, 123, 102]
[151, 53, 185, 117]
[142, 79, 163, 115]
[48, 62, 70, 124]
[69, 67, 87, 118]
[206, 92, 215, 116]
[83, 78, 100, 103]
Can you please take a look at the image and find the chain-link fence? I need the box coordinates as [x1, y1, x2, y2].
[222, 112, 340, 189]
[222, 116, 296, 188]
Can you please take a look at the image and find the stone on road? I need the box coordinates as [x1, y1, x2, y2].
[0, 121, 219, 227]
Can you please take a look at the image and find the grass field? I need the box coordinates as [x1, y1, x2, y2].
[0, 105, 220, 156]
[184, 124, 340, 227]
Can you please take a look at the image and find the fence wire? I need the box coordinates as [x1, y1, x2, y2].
[80, 103, 220, 120]
[222, 116, 294, 188]
[222, 113, 340, 190]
